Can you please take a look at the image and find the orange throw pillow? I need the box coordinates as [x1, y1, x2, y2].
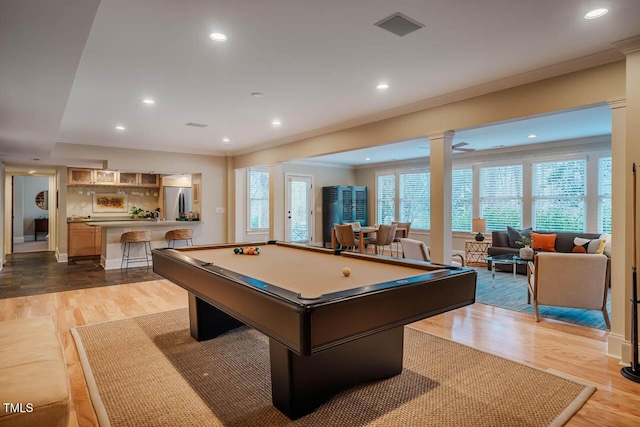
[531, 232, 557, 252]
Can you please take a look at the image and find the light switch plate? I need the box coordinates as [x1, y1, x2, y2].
[216, 207, 225, 214]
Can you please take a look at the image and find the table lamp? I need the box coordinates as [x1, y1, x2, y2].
[472, 218, 486, 241]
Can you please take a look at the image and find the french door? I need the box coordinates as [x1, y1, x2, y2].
[285, 175, 313, 243]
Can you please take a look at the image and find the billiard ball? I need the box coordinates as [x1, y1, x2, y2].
[254, 247, 260, 255]
[248, 248, 255, 255]
[238, 247, 244, 254]
[233, 247, 240, 254]
[342, 267, 351, 277]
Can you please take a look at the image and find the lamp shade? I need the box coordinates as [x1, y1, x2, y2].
[472, 218, 486, 233]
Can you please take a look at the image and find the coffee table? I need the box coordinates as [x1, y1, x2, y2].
[486, 254, 531, 281]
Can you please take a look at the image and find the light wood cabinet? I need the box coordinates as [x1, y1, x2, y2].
[94, 170, 117, 185]
[140, 173, 159, 187]
[68, 222, 101, 258]
[68, 168, 94, 185]
[115, 172, 159, 187]
[117, 172, 138, 185]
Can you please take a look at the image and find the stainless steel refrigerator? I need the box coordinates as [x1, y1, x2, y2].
[163, 187, 192, 220]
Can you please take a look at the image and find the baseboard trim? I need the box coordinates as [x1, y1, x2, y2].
[56, 249, 68, 263]
[13, 236, 25, 243]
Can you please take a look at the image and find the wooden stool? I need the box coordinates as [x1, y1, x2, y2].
[120, 230, 152, 270]
[165, 229, 193, 248]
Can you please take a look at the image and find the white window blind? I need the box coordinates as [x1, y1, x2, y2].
[598, 157, 612, 233]
[452, 168, 473, 231]
[399, 172, 430, 229]
[532, 159, 586, 232]
[480, 165, 523, 231]
[377, 174, 395, 224]
[248, 169, 269, 229]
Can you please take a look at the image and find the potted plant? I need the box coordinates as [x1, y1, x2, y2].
[130, 206, 145, 219]
[516, 234, 534, 260]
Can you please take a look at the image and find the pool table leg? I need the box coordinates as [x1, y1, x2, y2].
[269, 326, 404, 419]
[188, 293, 244, 341]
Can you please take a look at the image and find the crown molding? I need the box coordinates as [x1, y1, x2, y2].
[232, 49, 623, 157]
[612, 35, 640, 55]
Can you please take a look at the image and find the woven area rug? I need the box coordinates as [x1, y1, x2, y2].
[474, 268, 611, 330]
[72, 309, 595, 427]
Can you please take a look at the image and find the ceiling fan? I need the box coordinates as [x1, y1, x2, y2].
[418, 142, 476, 152]
[452, 142, 476, 152]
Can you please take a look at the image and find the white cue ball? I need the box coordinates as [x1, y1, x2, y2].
[342, 267, 351, 277]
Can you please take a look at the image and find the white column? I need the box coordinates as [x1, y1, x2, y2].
[608, 98, 627, 359]
[611, 34, 640, 361]
[428, 131, 454, 264]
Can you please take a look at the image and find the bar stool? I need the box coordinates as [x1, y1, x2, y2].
[120, 230, 153, 270]
[165, 229, 194, 248]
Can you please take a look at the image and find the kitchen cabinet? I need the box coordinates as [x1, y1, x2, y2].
[140, 173, 159, 187]
[68, 222, 101, 259]
[68, 168, 117, 186]
[70, 169, 160, 187]
[68, 168, 94, 185]
[117, 172, 138, 185]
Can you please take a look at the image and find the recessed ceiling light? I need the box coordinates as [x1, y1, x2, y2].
[28, 170, 36, 174]
[528, 134, 537, 139]
[142, 98, 155, 105]
[115, 125, 126, 131]
[585, 8, 608, 19]
[272, 120, 281, 126]
[251, 92, 264, 97]
[365, 157, 371, 161]
[209, 32, 227, 41]
[222, 138, 230, 143]
[377, 83, 389, 90]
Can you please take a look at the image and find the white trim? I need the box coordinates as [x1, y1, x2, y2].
[56, 248, 68, 263]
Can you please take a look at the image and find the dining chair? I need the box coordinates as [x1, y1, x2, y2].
[372, 223, 397, 256]
[392, 221, 412, 255]
[334, 223, 359, 251]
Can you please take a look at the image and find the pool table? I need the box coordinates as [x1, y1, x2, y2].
[152, 241, 476, 419]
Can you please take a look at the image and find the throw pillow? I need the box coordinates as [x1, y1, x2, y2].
[531, 232, 557, 252]
[573, 237, 605, 254]
[599, 233, 612, 257]
[507, 226, 532, 249]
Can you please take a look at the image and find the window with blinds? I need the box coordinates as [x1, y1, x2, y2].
[531, 159, 586, 232]
[248, 169, 269, 229]
[598, 157, 612, 233]
[399, 172, 430, 229]
[452, 168, 472, 231]
[480, 165, 523, 231]
[377, 174, 395, 224]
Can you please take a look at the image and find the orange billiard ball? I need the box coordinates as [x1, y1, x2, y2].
[247, 248, 255, 255]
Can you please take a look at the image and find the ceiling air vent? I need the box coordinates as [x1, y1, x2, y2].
[374, 12, 424, 37]
[185, 122, 208, 128]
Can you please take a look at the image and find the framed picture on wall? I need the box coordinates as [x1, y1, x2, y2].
[193, 183, 200, 203]
[93, 193, 128, 212]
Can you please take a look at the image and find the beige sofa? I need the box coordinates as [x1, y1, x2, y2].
[0, 317, 70, 427]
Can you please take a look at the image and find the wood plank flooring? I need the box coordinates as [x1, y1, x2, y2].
[1, 275, 639, 426]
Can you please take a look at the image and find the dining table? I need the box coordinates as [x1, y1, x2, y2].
[330, 225, 408, 254]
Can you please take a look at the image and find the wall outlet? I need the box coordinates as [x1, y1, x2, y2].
[216, 207, 225, 214]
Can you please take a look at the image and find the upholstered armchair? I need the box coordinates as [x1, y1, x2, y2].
[527, 252, 610, 329]
[400, 238, 465, 266]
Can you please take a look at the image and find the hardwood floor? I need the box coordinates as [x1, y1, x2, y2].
[1, 275, 639, 426]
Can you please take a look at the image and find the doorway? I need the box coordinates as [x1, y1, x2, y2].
[12, 175, 50, 253]
[285, 174, 313, 243]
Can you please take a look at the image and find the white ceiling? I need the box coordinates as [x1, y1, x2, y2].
[1, 1, 638, 167]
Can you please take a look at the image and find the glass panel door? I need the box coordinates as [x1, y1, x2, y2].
[286, 175, 313, 242]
